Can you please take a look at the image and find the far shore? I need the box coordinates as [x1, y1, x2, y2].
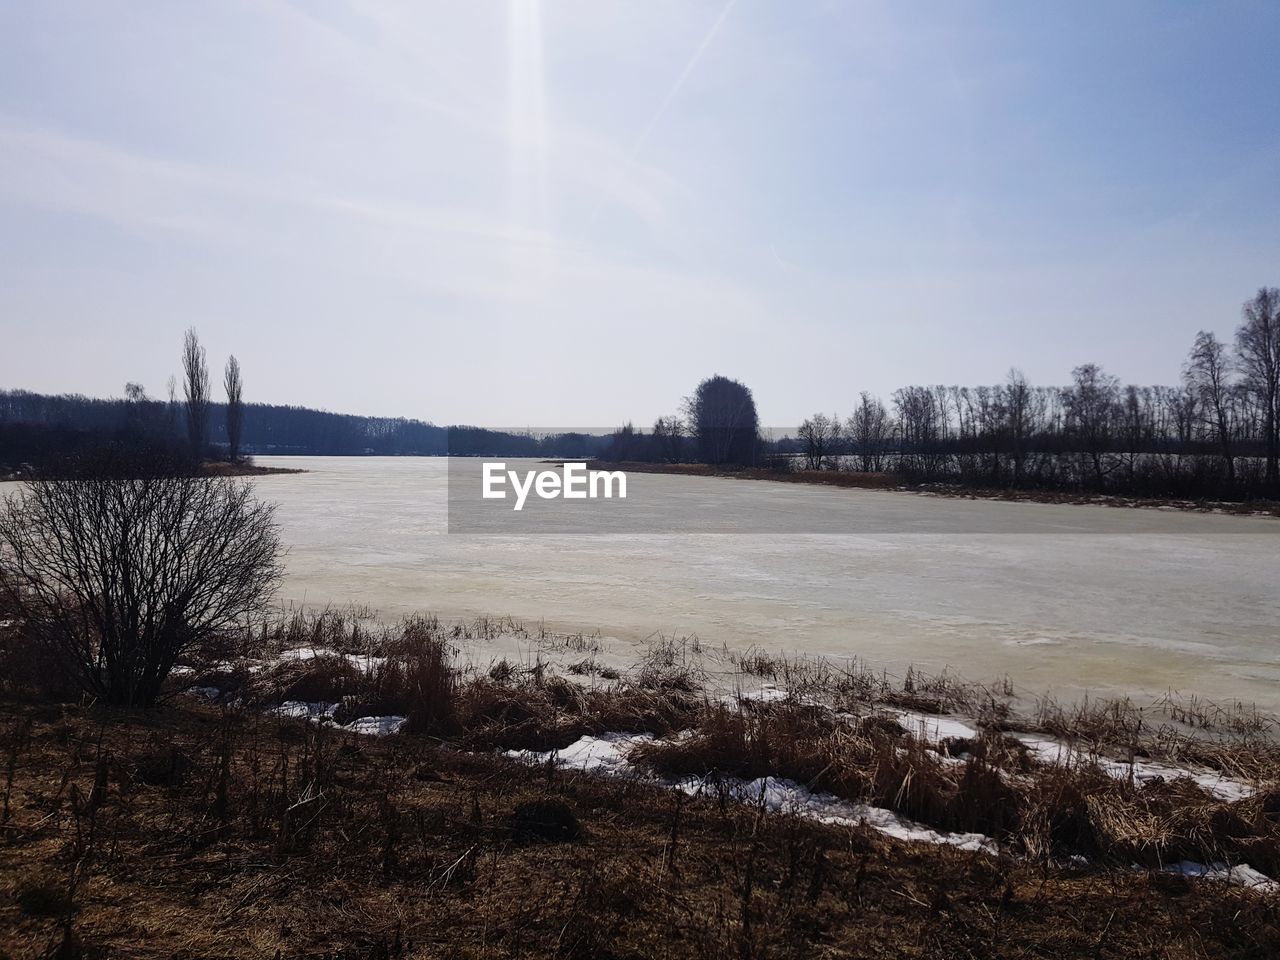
[201, 459, 306, 478]
[588, 460, 1280, 518]
[0, 460, 306, 483]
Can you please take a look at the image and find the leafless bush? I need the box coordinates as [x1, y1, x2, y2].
[0, 449, 281, 706]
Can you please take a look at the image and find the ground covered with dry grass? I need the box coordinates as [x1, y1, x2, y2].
[4, 694, 1280, 960]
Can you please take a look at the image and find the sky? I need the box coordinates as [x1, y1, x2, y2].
[1, 1, 1278, 427]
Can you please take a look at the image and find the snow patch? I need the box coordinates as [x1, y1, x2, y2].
[509, 733, 997, 854]
[265, 700, 404, 736]
[271, 700, 338, 719]
[887, 708, 978, 743]
[1014, 735, 1256, 802]
[1167, 860, 1278, 893]
[342, 716, 406, 737]
[272, 646, 386, 672]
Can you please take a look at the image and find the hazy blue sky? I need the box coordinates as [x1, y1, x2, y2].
[1, 1, 1278, 426]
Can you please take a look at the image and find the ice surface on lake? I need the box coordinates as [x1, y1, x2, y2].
[254, 457, 1280, 713]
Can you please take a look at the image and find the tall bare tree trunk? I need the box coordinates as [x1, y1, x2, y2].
[224, 355, 244, 463]
[182, 328, 210, 461]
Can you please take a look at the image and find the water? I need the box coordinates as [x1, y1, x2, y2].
[256, 457, 1280, 711]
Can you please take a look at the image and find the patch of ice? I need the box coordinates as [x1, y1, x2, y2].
[170, 665, 196, 678]
[732, 684, 791, 703]
[341, 716, 405, 737]
[266, 700, 402, 735]
[508, 732, 653, 775]
[271, 700, 338, 719]
[272, 646, 387, 672]
[189, 686, 223, 700]
[1167, 860, 1278, 893]
[887, 708, 978, 743]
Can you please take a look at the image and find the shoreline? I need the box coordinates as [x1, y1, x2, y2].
[200, 460, 306, 478]
[0, 461, 305, 483]
[593, 460, 1280, 518]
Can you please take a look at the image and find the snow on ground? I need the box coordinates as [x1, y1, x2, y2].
[266, 699, 403, 736]
[507, 733, 998, 854]
[1168, 861, 1278, 893]
[182, 645, 1261, 804]
[271, 700, 338, 719]
[343, 716, 406, 736]
[887, 708, 979, 743]
[1013, 734, 1256, 802]
[179, 675, 1276, 894]
[512, 732, 653, 776]
[508, 731, 1276, 892]
[270, 646, 387, 672]
[683, 775, 998, 854]
[882, 707, 1256, 802]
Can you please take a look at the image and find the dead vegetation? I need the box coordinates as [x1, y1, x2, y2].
[627, 699, 1280, 875]
[3, 695, 1280, 959]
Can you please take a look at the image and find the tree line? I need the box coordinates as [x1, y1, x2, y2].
[606, 287, 1280, 501]
[0, 329, 615, 469]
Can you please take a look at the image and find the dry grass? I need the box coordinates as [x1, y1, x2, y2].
[629, 698, 1280, 873]
[3, 696, 1280, 959]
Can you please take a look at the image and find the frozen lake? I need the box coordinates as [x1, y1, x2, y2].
[256, 456, 1280, 711]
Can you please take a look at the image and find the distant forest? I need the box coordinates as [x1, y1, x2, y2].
[0, 389, 610, 466]
[602, 287, 1280, 502]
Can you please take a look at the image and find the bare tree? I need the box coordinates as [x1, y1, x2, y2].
[1004, 369, 1041, 488]
[1184, 330, 1237, 486]
[182, 328, 210, 460]
[224, 355, 244, 463]
[847, 392, 891, 472]
[1117, 385, 1152, 486]
[166, 375, 179, 437]
[1235, 288, 1280, 491]
[123, 382, 149, 436]
[1063, 363, 1119, 487]
[893, 385, 945, 479]
[797, 412, 840, 470]
[652, 415, 686, 463]
[0, 450, 281, 706]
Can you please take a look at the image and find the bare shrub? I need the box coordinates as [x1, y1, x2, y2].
[0, 449, 281, 706]
[397, 618, 457, 735]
